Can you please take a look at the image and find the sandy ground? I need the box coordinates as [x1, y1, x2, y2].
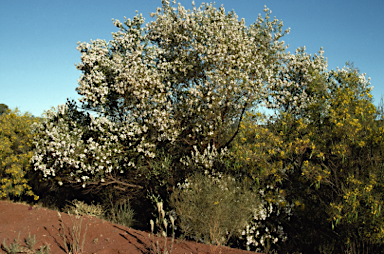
[0, 200, 262, 254]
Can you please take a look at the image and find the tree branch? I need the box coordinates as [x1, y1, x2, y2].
[221, 102, 248, 150]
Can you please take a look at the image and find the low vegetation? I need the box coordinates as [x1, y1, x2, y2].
[1, 232, 50, 254]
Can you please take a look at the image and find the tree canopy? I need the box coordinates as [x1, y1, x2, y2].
[32, 1, 313, 191]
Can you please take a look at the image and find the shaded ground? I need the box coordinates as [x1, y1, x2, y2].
[0, 200, 262, 254]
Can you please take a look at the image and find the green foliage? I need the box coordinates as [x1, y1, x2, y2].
[170, 171, 259, 246]
[1, 232, 50, 254]
[105, 198, 135, 228]
[232, 65, 384, 252]
[322, 67, 384, 251]
[2, 233, 21, 254]
[0, 104, 9, 115]
[0, 108, 39, 200]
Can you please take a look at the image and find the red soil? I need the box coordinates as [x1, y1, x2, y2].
[0, 200, 262, 254]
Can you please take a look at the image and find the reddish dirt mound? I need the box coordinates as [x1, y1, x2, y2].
[0, 200, 262, 254]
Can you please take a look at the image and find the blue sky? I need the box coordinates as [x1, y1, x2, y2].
[1, 0, 383, 117]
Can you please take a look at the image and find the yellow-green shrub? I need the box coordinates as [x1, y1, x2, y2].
[231, 65, 384, 253]
[0, 108, 39, 200]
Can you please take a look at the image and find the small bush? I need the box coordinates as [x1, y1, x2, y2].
[64, 199, 104, 219]
[170, 171, 260, 246]
[105, 198, 135, 228]
[1, 232, 50, 254]
[0, 108, 39, 201]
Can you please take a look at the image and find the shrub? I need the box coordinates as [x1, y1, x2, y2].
[0, 108, 39, 201]
[232, 64, 384, 253]
[105, 198, 135, 228]
[170, 170, 259, 246]
[64, 199, 105, 219]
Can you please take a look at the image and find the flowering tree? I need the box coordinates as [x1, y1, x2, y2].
[32, 1, 293, 192]
[265, 46, 328, 117]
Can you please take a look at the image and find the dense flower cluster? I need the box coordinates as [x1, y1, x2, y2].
[31, 1, 303, 188]
[240, 184, 291, 251]
[180, 143, 229, 170]
[31, 103, 143, 187]
[264, 46, 329, 116]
